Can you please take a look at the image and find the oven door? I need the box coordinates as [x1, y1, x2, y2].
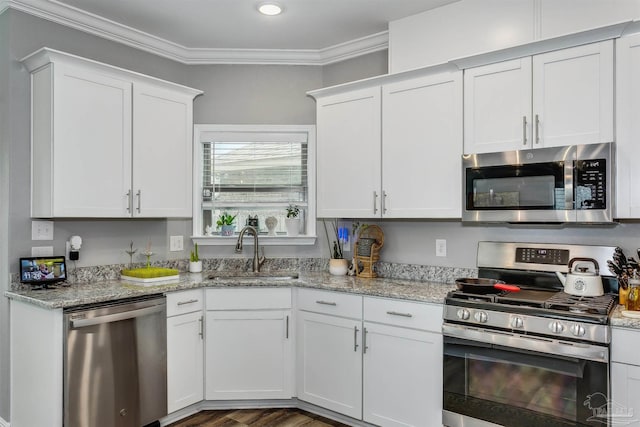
[443, 324, 609, 427]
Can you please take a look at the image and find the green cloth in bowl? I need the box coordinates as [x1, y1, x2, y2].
[121, 267, 179, 278]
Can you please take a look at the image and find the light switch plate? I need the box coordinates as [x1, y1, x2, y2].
[170, 235, 184, 252]
[436, 239, 447, 257]
[32, 246, 54, 257]
[32, 220, 54, 240]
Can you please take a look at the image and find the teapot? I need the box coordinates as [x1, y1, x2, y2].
[555, 257, 604, 297]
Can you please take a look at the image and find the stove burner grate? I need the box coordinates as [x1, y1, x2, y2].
[544, 293, 616, 315]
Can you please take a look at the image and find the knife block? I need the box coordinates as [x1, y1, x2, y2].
[354, 225, 384, 278]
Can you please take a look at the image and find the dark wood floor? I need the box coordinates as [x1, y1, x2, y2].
[167, 408, 351, 427]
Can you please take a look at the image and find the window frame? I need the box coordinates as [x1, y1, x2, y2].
[192, 124, 317, 246]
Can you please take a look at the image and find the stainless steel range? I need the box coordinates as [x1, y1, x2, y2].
[443, 241, 618, 427]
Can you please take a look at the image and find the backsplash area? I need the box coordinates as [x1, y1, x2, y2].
[10, 258, 477, 291]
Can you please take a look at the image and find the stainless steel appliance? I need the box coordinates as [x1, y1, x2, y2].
[64, 295, 167, 427]
[443, 241, 617, 427]
[462, 142, 614, 223]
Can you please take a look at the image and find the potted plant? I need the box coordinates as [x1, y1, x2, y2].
[323, 219, 348, 275]
[189, 243, 202, 273]
[217, 212, 237, 236]
[285, 204, 301, 236]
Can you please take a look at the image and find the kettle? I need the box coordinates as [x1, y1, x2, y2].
[555, 257, 604, 297]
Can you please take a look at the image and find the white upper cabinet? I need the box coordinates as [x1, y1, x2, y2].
[382, 71, 462, 218]
[315, 87, 382, 219]
[22, 48, 202, 218]
[311, 68, 462, 219]
[464, 41, 613, 154]
[615, 32, 640, 219]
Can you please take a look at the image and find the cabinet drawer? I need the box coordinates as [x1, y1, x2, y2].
[166, 289, 204, 317]
[206, 288, 291, 310]
[612, 327, 640, 365]
[297, 288, 362, 319]
[364, 296, 442, 332]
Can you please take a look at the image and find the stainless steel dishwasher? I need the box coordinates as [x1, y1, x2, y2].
[64, 295, 167, 427]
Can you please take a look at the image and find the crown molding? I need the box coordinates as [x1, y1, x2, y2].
[1, 0, 389, 65]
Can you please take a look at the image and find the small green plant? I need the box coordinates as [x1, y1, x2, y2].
[286, 204, 300, 218]
[216, 212, 238, 228]
[190, 243, 199, 262]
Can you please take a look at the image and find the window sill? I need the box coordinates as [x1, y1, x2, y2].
[191, 235, 317, 246]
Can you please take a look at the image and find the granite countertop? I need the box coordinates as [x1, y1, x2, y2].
[4, 271, 457, 309]
[610, 304, 640, 329]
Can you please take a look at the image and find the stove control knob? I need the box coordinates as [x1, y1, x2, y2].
[456, 309, 470, 320]
[570, 324, 586, 337]
[474, 311, 488, 323]
[548, 321, 565, 334]
[511, 317, 524, 329]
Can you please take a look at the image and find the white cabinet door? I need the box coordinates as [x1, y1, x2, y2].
[363, 322, 442, 427]
[315, 87, 381, 218]
[616, 33, 640, 219]
[382, 71, 462, 217]
[463, 58, 532, 154]
[205, 309, 293, 400]
[296, 310, 362, 419]
[132, 83, 194, 217]
[167, 310, 204, 413]
[533, 41, 614, 148]
[611, 362, 640, 426]
[31, 63, 133, 217]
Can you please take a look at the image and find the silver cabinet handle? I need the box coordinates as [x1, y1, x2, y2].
[126, 190, 132, 213]
[522, 116, 527, 146]
[198, 316, 203, 339]
[354, 326, 359, 352]
[363, 327, 369, 354]
[386, 310, 413, 318]
[315, 300, 337, 306]
[535, 114, 540, 145]
[285, 315, 289, 339]
[382, 191, 388, 214]
[136, 189, 141, 213]
[177, 299, 199, 306]
[373, 191, 378, 214]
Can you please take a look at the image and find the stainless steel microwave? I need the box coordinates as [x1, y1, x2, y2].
[462, 142, 614, 223]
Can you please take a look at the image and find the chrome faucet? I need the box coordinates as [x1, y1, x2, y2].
[235, 225, 265, 272]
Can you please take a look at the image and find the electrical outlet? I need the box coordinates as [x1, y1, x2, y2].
[32, 246, 54, 257]
[170, 235, 184, 252]
[32, 220, 54, 240]
[436, 239, 447, 257]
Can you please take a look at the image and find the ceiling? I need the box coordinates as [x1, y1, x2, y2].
[1, 0, 459, 64]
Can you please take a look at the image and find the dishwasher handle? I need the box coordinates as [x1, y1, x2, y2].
[70, 305, 164, 328]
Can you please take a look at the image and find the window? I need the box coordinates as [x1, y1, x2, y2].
[193, 125, 316, 245]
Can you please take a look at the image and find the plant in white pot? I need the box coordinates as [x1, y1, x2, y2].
[189, 243, 202, 273]
[285, 204, 301, 236]
[323, 219, 348, 276]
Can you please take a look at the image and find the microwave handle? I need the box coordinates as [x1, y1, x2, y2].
[565, 152, 575, 209]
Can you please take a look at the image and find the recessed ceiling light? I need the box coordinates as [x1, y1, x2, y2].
[258, 2, 283, 16]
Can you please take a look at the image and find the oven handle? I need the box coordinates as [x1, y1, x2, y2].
[442, 323, 608, 363]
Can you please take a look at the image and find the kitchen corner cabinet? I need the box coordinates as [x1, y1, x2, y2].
[204, 288, 293, 400]
[166, 290, 204, 414]
[464, 40, 613, 154]
[312, 69, 462, 219]
[611, 327, 640, 426]
[22, 48, 202, 218]
[615, 32, 640, 219]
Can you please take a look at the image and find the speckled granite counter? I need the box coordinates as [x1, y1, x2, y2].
[611, 304, 640, 329]
[4, 271, 457, 309]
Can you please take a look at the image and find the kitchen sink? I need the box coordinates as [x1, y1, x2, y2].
[207, 271, 299, 281]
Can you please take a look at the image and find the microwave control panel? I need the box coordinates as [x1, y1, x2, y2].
[575, 159, 606, 210]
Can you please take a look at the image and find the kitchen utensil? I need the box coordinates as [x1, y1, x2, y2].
[555, 257, 604, 297]
[455, 278, 521, 294]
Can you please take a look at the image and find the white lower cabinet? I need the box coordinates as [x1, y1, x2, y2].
[205, 288, 293, 400]
[611, 327, 640, 426]
[166, 290, 204, 413]
[296, 289, 443, 426]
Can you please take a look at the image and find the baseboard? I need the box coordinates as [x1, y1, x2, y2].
[160, 398, 375, 427]
[0, 416, 10, 427]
